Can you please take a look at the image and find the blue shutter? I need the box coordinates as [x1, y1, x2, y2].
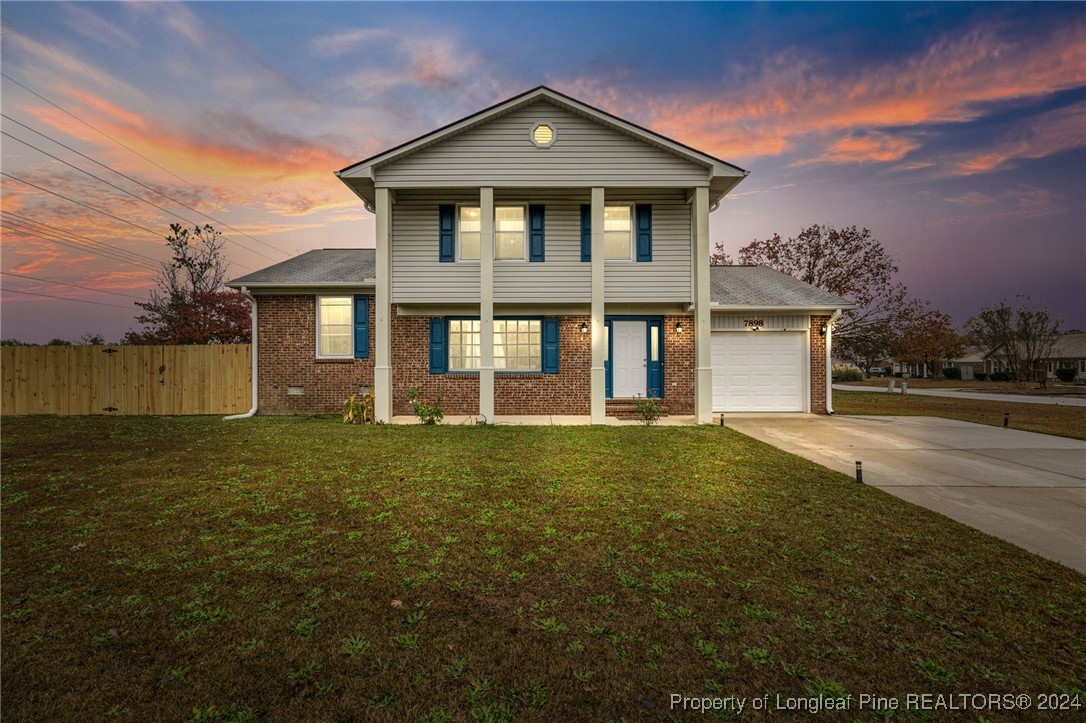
[529, 205, 545, 262]
[353, 295, 370, 358]
[635, 204, 652, 262]
[438, 205, 455, 262]
[604, 320, 613, 398]
[580, 205, 591, 262]
[542, 318, 559, 373]
[428, 318, 447, 374]
[646, 319, 663, 398]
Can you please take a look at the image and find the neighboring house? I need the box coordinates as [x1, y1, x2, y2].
[227, 87, 853, 422]
[1046, 332, 1086, 380]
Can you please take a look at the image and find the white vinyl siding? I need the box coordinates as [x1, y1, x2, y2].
[317, 296, 352, 358]
[391, 189, 692, 304]
[374, 101, 709, 188]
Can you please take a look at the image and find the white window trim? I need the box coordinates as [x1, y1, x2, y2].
[447, 318, 543, 373]
[456, 203, 528, 262]
[316, 295, 353, 359]
[604, 204, 635, 261]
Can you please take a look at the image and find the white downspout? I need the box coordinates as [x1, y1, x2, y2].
[825, 308, 844, 415]
[224, 286, 258, 420]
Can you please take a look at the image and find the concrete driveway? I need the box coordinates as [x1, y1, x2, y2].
[724, 414, 1086, 573]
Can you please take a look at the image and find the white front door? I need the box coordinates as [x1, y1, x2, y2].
[612, 321, 647, 397]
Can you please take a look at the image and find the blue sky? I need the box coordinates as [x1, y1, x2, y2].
[2, 2, 1083, 342]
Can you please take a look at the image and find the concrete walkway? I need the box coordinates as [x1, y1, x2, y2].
[390, 414, 697, 425]
[834, 384, 1086, 407]
[725, 414, 1086, 573]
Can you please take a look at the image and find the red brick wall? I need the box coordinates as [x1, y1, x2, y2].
[810, 314, 829, 414]
[256, 295, 375, 415]
[662, 315, 695, 414]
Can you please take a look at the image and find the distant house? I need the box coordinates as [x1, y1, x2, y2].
[226, 87, 853, 421]
[1045, 332, 1086, 380]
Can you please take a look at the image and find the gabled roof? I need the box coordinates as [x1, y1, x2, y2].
[226, 249, 375, 288]
[336, 85, 747, 188]
[1051, 332, 1086, 359]
[709, 266, 856, 310]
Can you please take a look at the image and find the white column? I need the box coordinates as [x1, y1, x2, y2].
[590, 187, 606, 424]
[374, 187, 393, 423]
[693, 186, 712, 424]
[479, 187, 495, 421]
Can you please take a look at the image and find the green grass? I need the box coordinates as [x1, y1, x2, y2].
[2, 416, 1084, 721]
[835, 390, 1086, 440]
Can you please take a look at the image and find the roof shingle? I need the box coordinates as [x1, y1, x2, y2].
[709, 265, 854, 308]
[227, 249, 376, 287]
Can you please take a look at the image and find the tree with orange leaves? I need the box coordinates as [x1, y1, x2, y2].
[124, 224, 251, 345]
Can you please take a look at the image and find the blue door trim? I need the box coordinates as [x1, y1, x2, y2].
[604, 316, 664, 399]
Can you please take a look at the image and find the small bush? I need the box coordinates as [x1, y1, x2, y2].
[405, 388, 444, 425]
[342, 390, 375, 424]
[990, 372, 1016, 382]
[974, 372, 988, 381]
[832, 367, 865, 382]
[1055, 368, 1077, 383]
[941, 367, 961, 380]
[633, 393, 662, 426]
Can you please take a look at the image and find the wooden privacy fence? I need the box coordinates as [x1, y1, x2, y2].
[1, 344, 252, 416]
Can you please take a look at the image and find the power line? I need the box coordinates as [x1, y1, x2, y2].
[1, 112, 288, 258]
[1, 71, 196, 189]
[0, 83, 288, 258]
[1, 172, 256, 271]
[3, 210, 163, 265]
[2, 212, 163, 271]
[1, 270, 147, 300]
[3, 286, 135, 310]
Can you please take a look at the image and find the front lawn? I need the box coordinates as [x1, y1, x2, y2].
[840, 379, 1086, 397]
[835, 390, 1086, 441]
[2, 417, 1083, 721]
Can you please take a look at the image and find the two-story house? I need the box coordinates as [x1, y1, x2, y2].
[226, 87, 853, 422]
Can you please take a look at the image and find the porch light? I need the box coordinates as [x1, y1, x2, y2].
[819, 322, 828, 336]
[674, 321, 683, 334]
[749, 323, 761, 332]
[580, 322, 588, 334]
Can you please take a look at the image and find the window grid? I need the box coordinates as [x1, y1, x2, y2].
[458, 206, 526, 260]
[318, 296, 352, 357]
[604, 206, 632, 259]
[447, 319, 542, 372]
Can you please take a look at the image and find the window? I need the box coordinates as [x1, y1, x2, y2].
[458, 206, 526, 260]
[604, 206, 632, 259]
[495, 207, 525, 259]
[1080, 360, 1086, 374]
[317, 296, 352, 357]
[459, 207, 481, 260]
[447, 319, 542, 372]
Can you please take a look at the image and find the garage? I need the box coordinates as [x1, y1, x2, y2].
[711, 331, 806, 412]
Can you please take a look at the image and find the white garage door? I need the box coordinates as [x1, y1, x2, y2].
[712, 332, 806, 412]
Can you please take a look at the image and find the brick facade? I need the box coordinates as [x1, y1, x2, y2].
[256, 295, 375, 415]
[809, 314, 830, 414]
[254, 295, 823, 417]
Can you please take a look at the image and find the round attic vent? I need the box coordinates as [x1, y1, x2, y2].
[530, 122, 556, 148]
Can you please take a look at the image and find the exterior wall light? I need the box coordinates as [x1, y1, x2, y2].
[674, 321, 683, 334]
[580, 322, 588, 334]
[819, 322, 828, 337]
[749, 324, 762, 332]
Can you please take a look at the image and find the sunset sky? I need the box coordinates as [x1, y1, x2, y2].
[2, 2, 1083, 343]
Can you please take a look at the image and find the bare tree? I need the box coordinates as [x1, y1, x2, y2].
[965, 297, 1061, 386]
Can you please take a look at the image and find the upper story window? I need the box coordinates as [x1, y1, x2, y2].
[530, 122, 556, 148]
[604, 206, 633, 259]
[317, 296, 352, 358]
[458, 205, 526, 260]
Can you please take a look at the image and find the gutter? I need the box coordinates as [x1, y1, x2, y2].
[825, 308, 844, 414]
[224, 286, 258, 420]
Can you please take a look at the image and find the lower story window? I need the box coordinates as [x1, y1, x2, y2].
[318, 296, 352, 357]
[448, 319, 542, 372]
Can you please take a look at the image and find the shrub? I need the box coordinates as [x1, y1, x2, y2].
[941, 367, 961, 380]
[342, 390, 375, 424]
[990, 371, 1016, 382]
[974, 372, 988, 381]
[405, 387, 444, 425]
[633, 393, 662, 426]
[1055, 368, 1077, 383]
[832, 367, 865, 382]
